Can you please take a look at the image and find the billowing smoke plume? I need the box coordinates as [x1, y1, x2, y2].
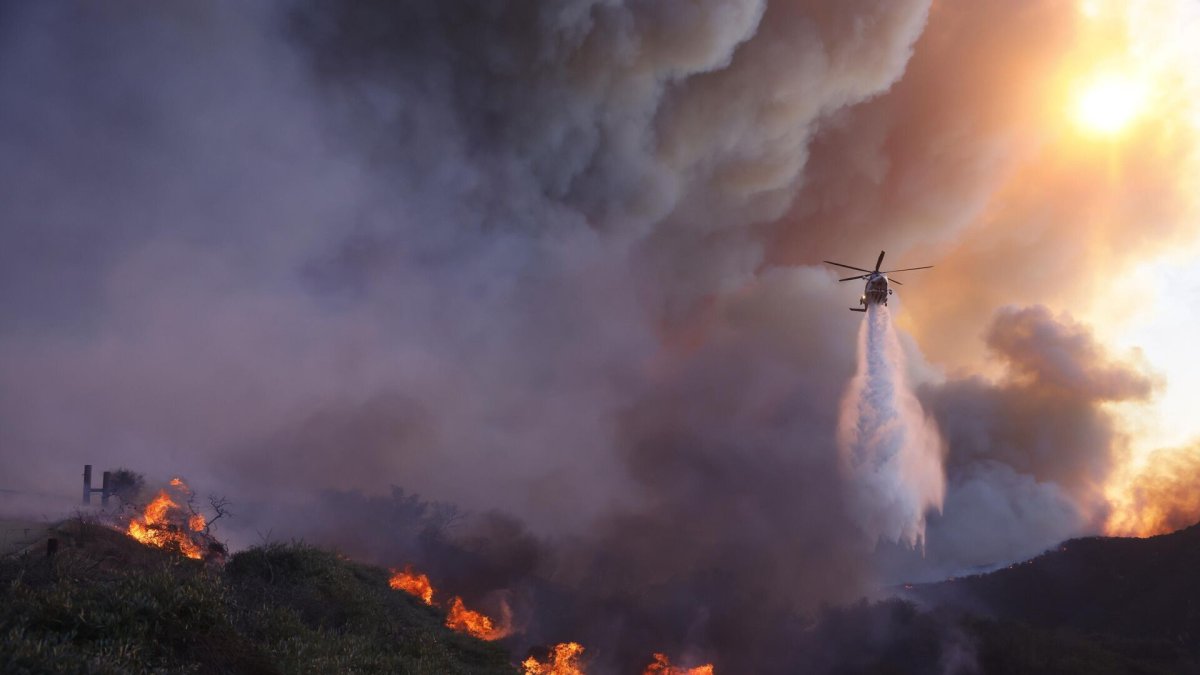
[878, 305, 1160, 581]
[1, 0, 1197, 671]
[838, 305, 944, 548]
[0, 2, 937, 669]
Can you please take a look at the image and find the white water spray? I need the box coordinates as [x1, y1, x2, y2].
[838, 304, 945, 548]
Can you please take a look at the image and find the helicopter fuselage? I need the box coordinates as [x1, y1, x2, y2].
[860, 273, 891, 307]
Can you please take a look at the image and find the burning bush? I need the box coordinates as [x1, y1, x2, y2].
[643, 653, 715, 675]
[123, 478, 225, 561]
[388, 565, 434, 605]
[445, 595, 512, 641]
[522, 642, 586, 675]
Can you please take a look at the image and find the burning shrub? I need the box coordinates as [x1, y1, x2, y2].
[643, 653, 714, 675]
[389, 565, 434, 605]
[123, 478, 223, 561]
[522, 642, 586, 675]
[445, 596, 512, 641]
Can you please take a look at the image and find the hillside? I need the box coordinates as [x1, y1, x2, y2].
[911, 523, 1200, 673]
[0, 518, 516, 675]
[6, 516, 1200, 674]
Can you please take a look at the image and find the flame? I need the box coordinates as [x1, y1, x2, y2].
[387, 565, 513, 640]
[522, 642, 586, 675]
[188, 513, 207, 532]
[643, 653, 714, 675]
[389, 565, 435, 605]
[445, 596, 511, 641]
[125, 484, 205, 559]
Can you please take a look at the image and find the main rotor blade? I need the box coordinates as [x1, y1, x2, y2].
[889, 278, 903, 285]
[824, 260, 873, 273]
[881, 265, 934, 273]
[839, 274, 867, 282]
[874, 250, 886, 272]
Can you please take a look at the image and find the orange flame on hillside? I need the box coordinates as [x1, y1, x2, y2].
[387, 565, 510, 640]
[445, 596, 512, 641]
[388, 566, 435, 605]
[522, 642, 586, 675]
[643, 653, 714, 675]
[125, 479, 206, 559]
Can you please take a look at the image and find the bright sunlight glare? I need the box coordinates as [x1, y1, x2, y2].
[1072, 72, 1148, 135]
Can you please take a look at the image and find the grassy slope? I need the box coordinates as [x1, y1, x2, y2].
[0, 520, 517, 675]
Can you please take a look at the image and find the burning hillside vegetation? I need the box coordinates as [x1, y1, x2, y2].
[388, 564, 514, 641]
[386, 559, 716, 671]
[122, 478, 224, 561]
[103, 476, 718, 673]
[642, 653, 715, 675]
[523, 642, 586, 675]
[388, 565, 434, 604]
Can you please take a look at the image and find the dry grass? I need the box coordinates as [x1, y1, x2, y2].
[0, 518, 52, 557]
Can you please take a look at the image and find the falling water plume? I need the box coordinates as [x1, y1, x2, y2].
[838, 304, 945, 548]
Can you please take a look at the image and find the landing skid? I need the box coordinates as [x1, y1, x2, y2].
[849, 307, 866, 312]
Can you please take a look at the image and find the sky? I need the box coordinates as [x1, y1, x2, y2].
[1, 0, 1199, 669]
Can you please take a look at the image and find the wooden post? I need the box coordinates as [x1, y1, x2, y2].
[101, 471, 112, 507]
[46, 537, 58, 558]
[82, 464, 92, 505]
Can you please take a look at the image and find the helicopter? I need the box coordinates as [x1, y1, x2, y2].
[823, 250, 932, 312]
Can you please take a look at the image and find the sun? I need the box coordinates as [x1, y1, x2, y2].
[1072, 72, 1148, 135]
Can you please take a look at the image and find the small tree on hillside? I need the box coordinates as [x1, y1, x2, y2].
[107, 468, 145, 505]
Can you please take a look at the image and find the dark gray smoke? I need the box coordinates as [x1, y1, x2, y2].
[0, 0, 931, 540]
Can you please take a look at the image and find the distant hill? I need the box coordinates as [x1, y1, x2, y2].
[0, 518, 516, 675]
[911, 523, 1200, 673]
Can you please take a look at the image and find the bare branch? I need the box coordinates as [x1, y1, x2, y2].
[205, 494, 232, 534]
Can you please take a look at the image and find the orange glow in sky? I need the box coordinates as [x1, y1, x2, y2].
[904, 0, 1200, 537]
[1071, 0, 1200, 534]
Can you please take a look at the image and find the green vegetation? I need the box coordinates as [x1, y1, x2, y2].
[0, 519, 516, 675]
[914, 524, 1200, 673]
[967, 618, 1178, 675]
[799, 598, 1184, 674]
